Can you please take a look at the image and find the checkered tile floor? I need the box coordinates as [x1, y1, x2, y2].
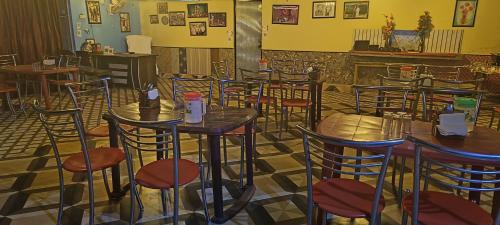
[0, 77, 498, 225]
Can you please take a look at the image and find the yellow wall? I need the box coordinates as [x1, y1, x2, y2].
[140, 0, 234, 48]
[262, 0, 500, 54]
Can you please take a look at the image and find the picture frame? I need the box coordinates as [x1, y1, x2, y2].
[189, 22, 207, 36]
[187, 3, 208, 18]
[343, 1, 369, 19]
[209, 12, 227, 27]
[452, 0, 478, 27]
[161, 15, 169, 25]
[157, 2, 168, 14]
[150, 15, 159, 24]
[272, 5, 300, 25]
[119, 12, 131, 32]
[86, 1, 102, 24]
[313, 1, 336, 19]
[85, 38, 96, 45]
[169, 11, 186, 26]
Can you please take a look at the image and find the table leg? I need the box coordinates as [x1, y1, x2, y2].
[468, 165, 483, 204]
[310, 83, 317, 131]
[106, 118, 126, 200]
[492, 166, 500, 218]
[39, 75, 51, 110]
[208, 134, 224, 222]
[245, 123, 254, 186]
[316, 83, 323, 124]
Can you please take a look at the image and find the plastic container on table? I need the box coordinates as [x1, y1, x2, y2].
[454, 97, 477, 132]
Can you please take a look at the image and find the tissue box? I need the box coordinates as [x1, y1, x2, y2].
[138, 90, 160, 109]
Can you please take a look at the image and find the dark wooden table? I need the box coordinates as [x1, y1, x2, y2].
[0, 65, 79, 110]
[317, 113, 500, 219]
[102, 100, 258, 224]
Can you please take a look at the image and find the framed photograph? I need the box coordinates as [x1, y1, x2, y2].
[161, 15, 169, 25]
[169, 11, 186, 26]
[157, 2, 168, 14]
[272, 5, 299, 25]
[313, 1, 336, 18]
[85, 38, 96, 44]
[453, 0, 478, 27]
[189, 22, 207, 36]
[209, 12, 227, 27]
[150, 15, 159, 24]
[390, 30, 421, 52]
[119, 13, 131, 32]
[86, 1, 102, 24]
[343, 1, 369, 19]
[187, 3, 208, 18]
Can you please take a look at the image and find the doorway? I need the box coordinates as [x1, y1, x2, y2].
[235, 1, 262, 79]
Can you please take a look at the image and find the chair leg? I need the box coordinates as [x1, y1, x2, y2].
[5, 93, 16, 115]
[401, 210, 409, 225]
[284, 107, 290, 132]
[279, 106, 285, 139]
[239, 136, 245, 189]
[199, 165, 210, 224]
[101, 169, 112, 199]
[322, 211, 327, 225]
[490, 109, 496, 128]
[57, 84, 62, 109]
[397, 157, 407, 206]
[274, 102, 279, 129]
[86, 171, 95, 225]
[264, 103, 270, 133]
[129, 183, 136, 225]
[57, 169, 65, 225]
[223, 136, 228, 166]
[161, 189, 168, 216]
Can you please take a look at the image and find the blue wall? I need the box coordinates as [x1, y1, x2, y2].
[70, 0, 141, 52]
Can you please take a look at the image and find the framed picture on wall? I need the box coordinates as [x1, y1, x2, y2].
[169, 11, 186, 26]
[150, 15, 159, 24]
[343, 1, 369, 19]
[272, 5, 299, 25]
[161, 15, 169, 25]
[313, 1, 336, 18]
[187, 3, 208, 18]
[119, 13, 131, 32]
[157, 2, 168, 14]
[453, 0, 478, 27]
[189, 22, 207, 36]
[86, 1, 102, 24]
[209, 12, 227, 27]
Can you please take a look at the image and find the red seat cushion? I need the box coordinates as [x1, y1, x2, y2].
[224, 86, 245, 93]
[282, 99, 311, 107]
[62, 147, 125, 172]
[86, 124, 135, 137]
[247, 95, 276, 104]
[135, 159, 199, 189]
[313, 178, 385, 218]
[402, 191, 493, 225]
[224, 125, 255, 136]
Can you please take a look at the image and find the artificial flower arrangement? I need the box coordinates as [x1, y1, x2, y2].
[416, 11, 434, 52]
[382, 14, 396, 48]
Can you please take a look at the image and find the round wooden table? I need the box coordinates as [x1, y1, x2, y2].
[102, 100, 258, 224]
[317, 113, 500, 219]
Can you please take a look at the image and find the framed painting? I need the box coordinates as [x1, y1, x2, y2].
[187, 3, 208, 18]
[453, 0, 478, 27]
[169, 11, 186, 26]
[343, 1, 369, 19]
[209, 12, 226, 27]
[390, 30, 421, 52]
[119, 13, 131, 32]
[189, 22, 207, 36]
[157, 2, 168, 14]
[313, 1, 336, 19]
[272, 5, 299, 25]
[86, 1, 102, 24]
[150, 15, 159, 24]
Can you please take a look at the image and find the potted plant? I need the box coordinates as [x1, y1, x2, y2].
[416, 11, 434, 53]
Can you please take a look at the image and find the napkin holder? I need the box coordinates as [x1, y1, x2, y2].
[432, 113, 467, 139]
[139, 89, 160, 109]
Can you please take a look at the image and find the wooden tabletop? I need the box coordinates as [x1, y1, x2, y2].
[0, 65, 79, 75]
[318, 113, 500, 161]
[103, 100, 258, 135]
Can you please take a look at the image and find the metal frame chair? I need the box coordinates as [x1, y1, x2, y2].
[297, 124, 402, 225]
[220, 79, 263, 187]
[0, 54, 25, 115]
[490, 106, 500, 131]
[110, 110, 209, 225]
[423, 64, 469, 81]
[403, 138, 500, 225]
[277, 70, 311, 139]
[34, 102, 125, 225]
[50, 55, 81, 108]
[353, 85, 414, 116]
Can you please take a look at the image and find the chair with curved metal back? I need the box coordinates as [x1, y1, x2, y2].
[277, 70, 312, 139]
[213, 60, 244, 107]
[34, 102, 125, 225]
[297, 124, 402, 225]
[110, 110, 209, 225]
[353, 85, 414, 116]
[402, 138, 500, 225]
[220, 79, 263, 187]
[50, 55, 81, 108]
[0, 54, 25, 115]
[419, 88, 485, 122]
[423, 64, 468, 81]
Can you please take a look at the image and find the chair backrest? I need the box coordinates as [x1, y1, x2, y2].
[277, 70, 311, 100]
[0, 54, 17, 67]
[419, 88, 485, 122]
[171, 77, 214, 106]
[126, 35, 152, 54]
[240, 68, 271, 82]
[430, 77, 484, 90]
[297, 124, 402, 224]
[408, 138, 500, 225]
[423, 65, 468, 81]
[33, 102, 91, 170]
[64, 56, 82, 67]
[43, 55, 63, 67]
[212, 60, 230, 80]
[377, 74, 426, 89]
[219, 79, 264, 110]
[353, 85, 413, 116]
[66, 78, 112, 127]
[303, 60, 328, 76]
[272, 59, 299, 73]
[385, 63, 422, 79]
